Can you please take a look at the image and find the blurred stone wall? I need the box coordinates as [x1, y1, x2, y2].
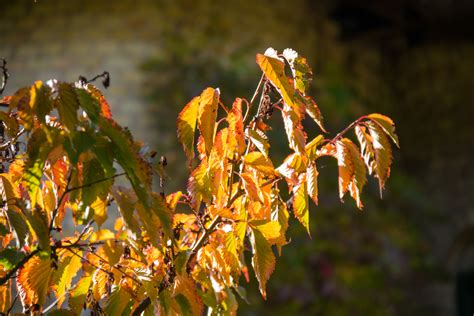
[0, 0, 163, 144]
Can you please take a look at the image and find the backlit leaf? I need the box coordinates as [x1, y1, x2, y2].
[53, 251, 83, 307]
[368, 113, 399, 147]
[69, 275, 92, 314]
[17, 255, 53, 309]
[305, 134, 324, 161]
[367, 121, 393, 196]
[246, 128, 270, 158]
[177, 96, 200, 161]
[341, 138, 367, 209]
[282, 48, 312, 94]
[243, 151, 275, 176]
[250, 228, 275, 299]
[307, 162, 319, 205]
[256, 50, 300, 115]
[227, 98, 246, 156]
[197, 88, 219, 156]
[56, 83, 79, 132]
[281, 105, 306, 153]
[293, 173, 309, 234]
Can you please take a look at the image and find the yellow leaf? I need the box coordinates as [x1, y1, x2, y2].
[187, 159, 212, 209]
[305, 134, 324, 160]
[368, 113, 399, 147]
[256, 50, 302, 118]
[250, 228, 275, 299]
[292, 173, 310, 234]
[197, 88, 219, 156]
[69, 275, 92, 314]
[281, 105, 306, 153]
[92, 265, 111, 301]
[177, 96, 200, 161]
[246, 128, 270, 158]
[367, 121, 393, 196]
[307, 162, 319, 205]
[17, 255, 53, 309]
[91, 195, 108, 227]
[243, 152, 275, 176]
[53, 250, 83, 307]
[249, 220, 281, 242]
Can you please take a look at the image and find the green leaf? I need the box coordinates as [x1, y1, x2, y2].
[99, 118, 151, 208]
[29, 81, 52, 124]
[197, 88, 219, 156]
[175, 294, 193, 316]
[69, 275, 92, 315]
[6, 209, 29, 248]
[250, 228, 276, 299]
[56, 83, 79, 132]
[282, 48, 313, 94]
[0, 248, 25, 271]
[76, 87, 101, 124]
[177, 96, 200, 162]
[105, 287, 132, 315]
[292, 173, 309, 235]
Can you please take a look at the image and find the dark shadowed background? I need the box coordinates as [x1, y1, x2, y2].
[1, 0, 473, 315]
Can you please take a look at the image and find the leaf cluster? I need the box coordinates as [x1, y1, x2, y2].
[0, 48, 398, 315]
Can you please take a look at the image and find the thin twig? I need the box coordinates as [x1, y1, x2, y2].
[250, 74, 265, 106]
[5, 291, 18, 315]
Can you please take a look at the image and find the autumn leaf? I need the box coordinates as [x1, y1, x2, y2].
[307, 162, 319, 205]
[250, 228, 276, 299]
[292, 173, 310, 234]
[341, 138, 367, 209]
[281, 105, 306, 153]
[227, 98, 246, 156]
[367, 121, 393, 196]
[17, 255, 53, 309]
[243, 151, 275, 176]
[197, 88, 219, 156]
[246, 128, 270, 158]
[177, 96, 200, 162]
[368, 113, 399, 147]
[68, 275, 92, 314]
[282, 48, 313, 94]
[256, 49, 300, 117]
[52, 251, 83, 307]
